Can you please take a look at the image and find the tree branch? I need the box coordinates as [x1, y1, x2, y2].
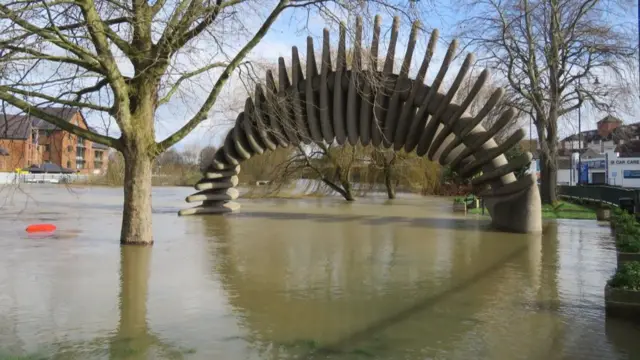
[157, 0, 289, 150]
[0, 91, 121, 148]
[158, 61, 231, 106]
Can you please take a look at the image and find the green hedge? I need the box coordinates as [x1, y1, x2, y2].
[608, 261, 640, 291]
[611, 209, 640, 253]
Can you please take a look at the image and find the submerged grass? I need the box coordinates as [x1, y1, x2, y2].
[468, 201, 597, 220]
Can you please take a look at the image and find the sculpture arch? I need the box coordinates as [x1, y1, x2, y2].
[179, 16, 542, 234]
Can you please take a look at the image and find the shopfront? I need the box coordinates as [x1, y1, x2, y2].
[606, 151, 640, 188]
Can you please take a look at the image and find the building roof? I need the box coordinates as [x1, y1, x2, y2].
[0, 107, 96, 141]
[561, 121, 640, 143]
[1, 107, 85, 138]
[29, 107, 86, 130]
[0, 114, 32, 139]
[597, 115, 623, 124]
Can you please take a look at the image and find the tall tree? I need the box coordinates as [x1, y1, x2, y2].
[457, 0, 636, 203]
[0, 0, 426, 245]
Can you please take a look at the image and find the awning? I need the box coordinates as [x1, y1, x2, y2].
[28, 163, 75, 174]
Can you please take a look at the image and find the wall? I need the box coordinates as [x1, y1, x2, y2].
[0, 139, 29, 171]
[37, 113, 107, 174]
[606, 151, 640, 188]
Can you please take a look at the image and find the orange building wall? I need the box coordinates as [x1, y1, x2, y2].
[0, 139, 43, 171]
[37, 112, 109, 174]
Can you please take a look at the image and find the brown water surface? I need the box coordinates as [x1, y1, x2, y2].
[0, 185, 639, 359]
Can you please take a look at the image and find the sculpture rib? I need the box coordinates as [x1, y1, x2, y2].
[179, 16, 542, 234]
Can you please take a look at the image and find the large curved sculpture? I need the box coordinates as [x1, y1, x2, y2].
[179, 16, 542, 234]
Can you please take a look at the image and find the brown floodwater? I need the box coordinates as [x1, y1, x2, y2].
[0, 184, 639, 359]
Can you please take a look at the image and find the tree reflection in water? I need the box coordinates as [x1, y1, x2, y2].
[8, 246, 191, 360]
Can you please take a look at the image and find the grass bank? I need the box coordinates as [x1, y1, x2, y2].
[468, 201, 597, 220]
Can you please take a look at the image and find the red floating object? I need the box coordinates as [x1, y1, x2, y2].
[26, 224, 57, 233]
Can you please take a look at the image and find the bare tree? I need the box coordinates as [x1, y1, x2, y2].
[457, 0, 636, 203]
[0, 0, 431, 245]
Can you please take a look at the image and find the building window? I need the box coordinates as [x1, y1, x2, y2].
[67, 161, 71, 168]
[76, 147, 85, 158]
[44, 144, 50, 152]
[76, 161, 85, 170]
[593, 139, 600, 145]
[94, 150, 103, 169]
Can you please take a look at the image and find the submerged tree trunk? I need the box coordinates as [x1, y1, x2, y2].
[319, 174, 355, 201]
[121, 147, 154, 245]
[384, 174, 396, 199]
[383, 153, 397, 199]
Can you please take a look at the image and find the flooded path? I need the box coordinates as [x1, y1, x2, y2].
[0, 185, 639, 359]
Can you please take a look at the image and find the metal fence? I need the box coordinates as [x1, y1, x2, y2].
[558, 185, 640, 207]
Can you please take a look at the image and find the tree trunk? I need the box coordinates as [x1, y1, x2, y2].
[340, 178, 355, 201]
[384, 170, 396, 199]
[121, 148, 154, 245]
[539, 150, 557, 204]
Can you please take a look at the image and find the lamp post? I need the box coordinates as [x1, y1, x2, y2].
[576, 77, 601, 185]
[578, 102, 582, 184]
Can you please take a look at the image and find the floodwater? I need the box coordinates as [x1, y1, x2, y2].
[0, 185, 639, 360]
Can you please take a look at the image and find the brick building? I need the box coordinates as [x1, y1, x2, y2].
[0, 107, 110, 174]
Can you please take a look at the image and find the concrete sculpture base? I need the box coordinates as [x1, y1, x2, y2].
[178, 15, 542, 234]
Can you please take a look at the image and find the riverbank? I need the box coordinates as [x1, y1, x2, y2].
[469, 201, 597, 220]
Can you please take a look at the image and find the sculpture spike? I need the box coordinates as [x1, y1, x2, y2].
[291, 46, 311, 144]
[347, 16, 363, 145]
[370, 15, 381, 71]
[353, 16, 363, 71]
[383, 20, 420, 147]
[428, 68, 489, 160]
[404, 38, 458, 153]
[253, 84, 278, 151]
[333, 23, 348, 145]
[278, 57, 299, 145]
[320, 28, 335, 143]
[232, 114, 253, 160]
[305, 37, 323, 143]
[394, 28, 439, 150]
[264, 70, 288, 147]
[460, 128, 525, 177]
[241, 98, 266, 154]
[450, 108, 517, 172]
[416, 52, 474, 156]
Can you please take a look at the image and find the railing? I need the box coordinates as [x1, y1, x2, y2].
[558, 185, 640, 207]
[0, 173, 90, 184]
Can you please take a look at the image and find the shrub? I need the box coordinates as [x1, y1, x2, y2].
[608, 261, 640, 291]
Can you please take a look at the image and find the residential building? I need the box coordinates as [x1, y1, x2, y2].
[0, 107, 110, 174]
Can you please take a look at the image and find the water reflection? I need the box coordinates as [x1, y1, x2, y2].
[109, 246, 187, 360]
[0, 244, 188, 359]
[1, 187, 640, 359]
[199, 211, 554, 359]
